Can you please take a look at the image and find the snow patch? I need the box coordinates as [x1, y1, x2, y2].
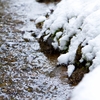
[35, 16, 46, 24]
[71, 66, 100, 100]
[67, 65, 75, 77]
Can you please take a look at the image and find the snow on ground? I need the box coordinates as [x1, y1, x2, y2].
[39, 0, 100, 73]
[70, 66, 100, 100]
[37, 0, 100, 99]
[35, 16, 46, 24]
[0, 0, 73, 99]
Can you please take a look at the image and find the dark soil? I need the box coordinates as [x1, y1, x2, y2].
[68, 67, 89, 86]
[36, 0, 61, 3]
[38, 36, 60, 56]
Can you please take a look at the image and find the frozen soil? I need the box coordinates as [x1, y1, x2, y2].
[0, 0, 72, 100]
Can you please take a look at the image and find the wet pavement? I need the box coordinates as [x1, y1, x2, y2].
[0, 0, 73, 100]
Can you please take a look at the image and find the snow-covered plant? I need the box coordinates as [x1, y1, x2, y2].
[38, 0, 100, 77]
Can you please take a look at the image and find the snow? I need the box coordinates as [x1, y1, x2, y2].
[70, 66, 100, 100]
[40, 0, 100, 72]
[35, 16, 46, 24]
[15, 0, 100, 99]
[82, 34, 100, 71]
[58, 51, 75, 65]
[38, 0, 100, 99]
[23, 31, 35, 41]
[0, 0, 73, 99]
[56, 32, 62, 38]
[67, 65, 75, 77]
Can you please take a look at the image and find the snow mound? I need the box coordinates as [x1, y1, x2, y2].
[35, 16, 46, 24]
[39, 0, 100, 72]
[37, 0, 100, 99]
[70, 66, 100, 100]
[67, 65, 75, 77]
